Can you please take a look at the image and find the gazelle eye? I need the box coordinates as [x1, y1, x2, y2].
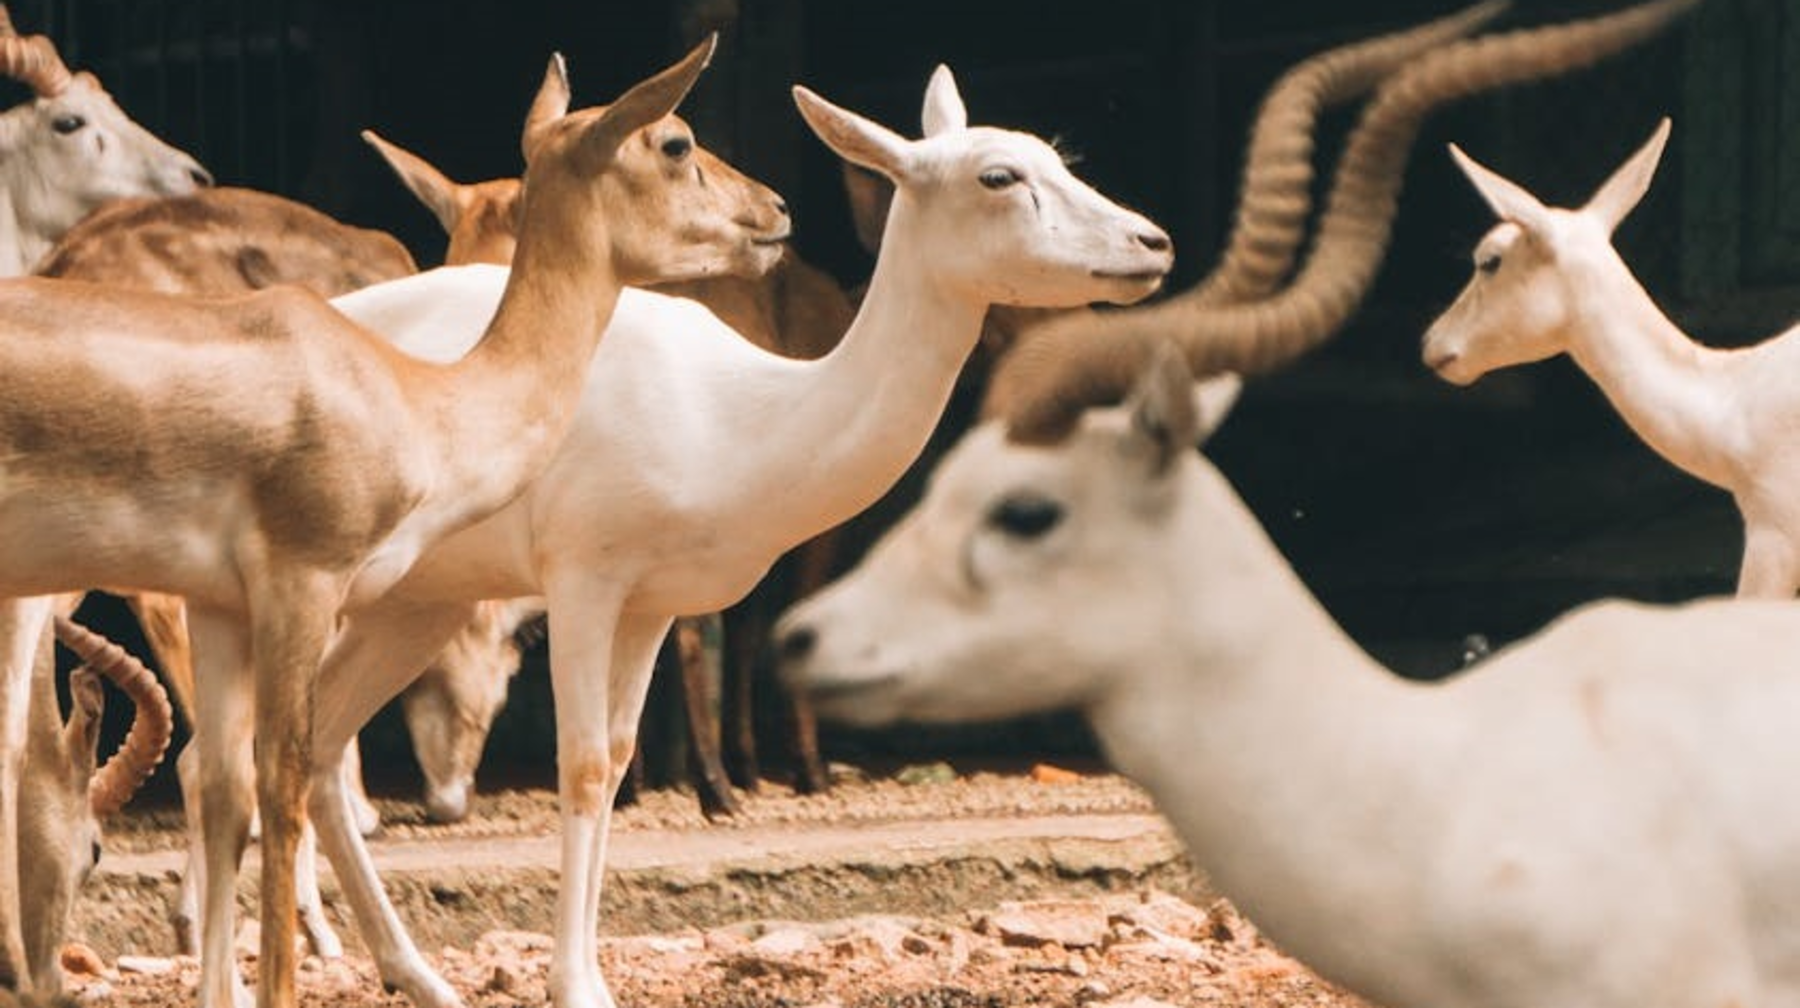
[979, 167, 1020, 190]
[1476, 253, 1501, 275]
[51, 114, 85, 135]
[986, 493, 1063, 540]
[660, 135, 692, 160]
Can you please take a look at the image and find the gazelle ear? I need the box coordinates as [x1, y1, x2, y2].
[63, 667, 103, 773]
[1583, 117, 1671, 235]
[920, 65, 967, 137]
[578, 35, 714, 166]
[794, 85, 914, 184]
[1125, 346, 1236, 475]
[520, 52, 571, 162]
[362, 130, 467, 234]
[1449, 143, 1554, 236]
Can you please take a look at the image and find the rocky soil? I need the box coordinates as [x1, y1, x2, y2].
[58, 767, 1370, 1008]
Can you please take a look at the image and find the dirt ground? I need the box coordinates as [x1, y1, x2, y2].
[60, 767, 1371, 1008]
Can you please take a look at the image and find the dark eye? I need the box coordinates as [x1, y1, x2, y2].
[90, 839, 101, 867]
[51, 114, 85, 135]
[660, 135, 692, 160]
[986, 493, 1064, 540]
[1476, 253, 1501, 275]
[979, 167, 1020, 190]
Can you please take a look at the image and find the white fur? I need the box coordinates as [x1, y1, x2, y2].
[776, 361, 1800, 1008]
[1421, 119, 1800, 597]
[0, 73, 208, 275]
[293, 68, 1172, 1008]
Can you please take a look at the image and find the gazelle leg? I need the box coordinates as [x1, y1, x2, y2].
[0, 595, 54, 991]
[188, 605, 255, 1008]
[543, 575, 661, 1008]
[1738, 517, 1800, 599]
[310, 597, 475, 1008]
[247, 570, 344, 1008]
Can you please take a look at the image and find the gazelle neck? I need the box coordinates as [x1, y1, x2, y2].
[1563, 250, 1739, 488]
[415, 181, 622, 525]
[0, 187, 44, 277]
[750, 197, 988, 548]
[1087, 461, 1459, 994]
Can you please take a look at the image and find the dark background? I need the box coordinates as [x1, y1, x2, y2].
[11, 0, 1788, 791]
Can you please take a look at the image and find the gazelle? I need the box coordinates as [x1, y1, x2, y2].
[364, 120, 854, 821]
[1418, 119, 1800, 598]
[284, 65, 1170, 1008]
[0, 5, 211, 276]
[0, 37, 790, 1008]
[357, 0, 1517, 816]
[983, 0, 1698, 441]
[36, 181, 429, 955]
[18, 615, 172, 997]
[777, 340, 1800, 1008]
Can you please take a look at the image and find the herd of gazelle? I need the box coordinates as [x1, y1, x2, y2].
[0, 1, 1753, 1008]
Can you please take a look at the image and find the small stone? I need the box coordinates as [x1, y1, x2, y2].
[483, 964, 518, 994]
[1030, 763, 1082, 784]
[984, 900, 1111, 949]
[116, 955, 176, 976]
[894, 761, 957, 786]
[58, 943, 106, 977]
[750, 927, 818, 957]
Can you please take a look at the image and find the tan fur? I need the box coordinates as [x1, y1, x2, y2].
[0, 40, 790, 1008]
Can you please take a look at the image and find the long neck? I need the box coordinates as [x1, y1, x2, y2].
[1562, 251, 1739, 488]
[746, 197, 988, 547]
[415, 183, 622, 525]
[1086, 464, 1461, 995]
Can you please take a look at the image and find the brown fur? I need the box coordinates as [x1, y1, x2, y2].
[0, 39, 790, 1008]
[37, 188, 417, 296]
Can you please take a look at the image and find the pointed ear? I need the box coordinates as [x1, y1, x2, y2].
[521, 52, 571, 162]
[1124, 346, 1221, 475]
[63, 667, 103, 770]
[1449, 143, 1554, 236]
[1583, 117, 1671, 235]
[794, 85, 914, 183]
[362, 130, 467, 234]
[920, 64, 967, 138]
[578, 35, 715, 165]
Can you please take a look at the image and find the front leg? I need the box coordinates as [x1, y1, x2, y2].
[248, 570, 346, 1008]
[543, 576, 665, 1008]
[0, 595, 55, 992]
[1738, 514, 1800, 599]
[310, 596, 477, 1008]
[187, 606, 256, 1008]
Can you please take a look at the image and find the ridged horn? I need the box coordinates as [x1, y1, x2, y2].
[0, 6, 71, 99]
[54, 616, 174, 817]
[1195, 0, 1510, 307]
[990, 0, 1700, 444]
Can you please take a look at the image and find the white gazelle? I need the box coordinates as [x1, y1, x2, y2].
[1421, 118, 1800, 599]
[776, 347, 1800, 1008]
[300, 67, 1171, 1008]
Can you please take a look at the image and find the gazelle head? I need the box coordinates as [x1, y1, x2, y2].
[776, 350, 1238, 726]
[793, 66, 1172, 309]
[19, 616, 172, 994]
[0, 6, 210, 255]
[515, 40, 790, 286]
[1421, 118, 1671, 385]
[362, 129, 523, 268]
[401, 599, 541, 824]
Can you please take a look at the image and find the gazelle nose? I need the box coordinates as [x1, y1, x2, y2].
[1136, 229, 1171, 253]
[772, 197, 789, 217]
[189, 165, 215, 187]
